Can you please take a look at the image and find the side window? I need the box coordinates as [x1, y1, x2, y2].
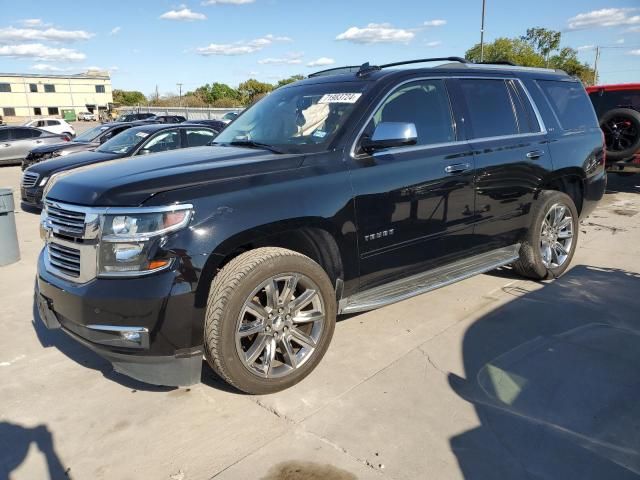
[537, 80, 598, 131]
[140, 129, 181, 154]
[364, 79, 455, 147]
[36, 120, 46, 127]
[459, 79, 518, 138]
[0, 130, 9, 141]
[507, 80, 541, 134]
[47, 120, 60, 126]
[185, 128, 216, 147]
[13, 128, 33, 140]
[30, 129, 43, 138]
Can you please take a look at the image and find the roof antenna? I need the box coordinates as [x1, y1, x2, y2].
[357, 62, 381, 77]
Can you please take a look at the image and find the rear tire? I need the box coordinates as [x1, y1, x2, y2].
[600, 108, 640, 162]
[204, 247, 336, 394]
[512, 191, 579, 280]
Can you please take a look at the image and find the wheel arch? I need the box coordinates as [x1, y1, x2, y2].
[541, 168, 585, 215]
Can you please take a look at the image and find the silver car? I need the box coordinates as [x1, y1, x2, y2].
[0, 126, 69, 165]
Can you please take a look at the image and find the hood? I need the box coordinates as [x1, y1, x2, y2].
[27, 150, 120, 176]
[30, 141, 96, 156]
[45, 146, 305, 206]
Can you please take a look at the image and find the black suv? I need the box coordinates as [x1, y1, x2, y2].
[36, 57, 606, 393]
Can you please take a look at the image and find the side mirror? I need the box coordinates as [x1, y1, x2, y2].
[361, 122, 417, 153]
[138, 148, 151, 156]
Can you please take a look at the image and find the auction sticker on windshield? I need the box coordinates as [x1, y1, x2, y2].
[136, 132, 150, 138]
[318, 93, 362, 104]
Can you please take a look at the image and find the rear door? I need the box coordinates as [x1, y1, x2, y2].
[456, 77, 552, 250]
[349, 78, 477, 290]
[8, 128, 43, 161]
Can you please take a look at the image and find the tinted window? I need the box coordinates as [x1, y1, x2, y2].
[589, 89, 640, 118]
[460, 79, 518, 138]
[13, 128, 34, 140]
[0, 83, 11, 93]
[140, 129, 181, 153]
[185, 128, 216, 147]
[44, 84, 55, 93]
[508, 81, 541, 134]
[47, 120, 60, 126]
[0, 130, 8, 141]
[538, 80, 598, 131]
[367, 79, 455, 147]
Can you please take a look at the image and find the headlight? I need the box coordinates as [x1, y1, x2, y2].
[38, 176, 49, 187]
[98, 205, 193, 276]
[52, 149, 71, 157]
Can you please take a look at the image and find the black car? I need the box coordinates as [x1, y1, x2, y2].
[36, 57, 606, 393]
[186, 119, 226, 133]
[22, 121, 148, 170]
[21, 123, 218, 209]
[146, 115, 187, 123]
[113, 112, 156, 122]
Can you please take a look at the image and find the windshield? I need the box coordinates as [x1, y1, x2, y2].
[214, 83, 366, 153]
[73, 125, 110, 143]
[97, 128, 148, 154]
[116, 114, 136, 122]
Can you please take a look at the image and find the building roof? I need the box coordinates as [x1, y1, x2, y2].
[0, 71, 110, 80]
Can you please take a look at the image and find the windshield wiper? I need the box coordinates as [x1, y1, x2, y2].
[223, 140, 284, 154]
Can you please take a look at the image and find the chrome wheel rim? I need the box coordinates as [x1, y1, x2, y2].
[539, 203, 574, 269]
[235, 273, 325, 379]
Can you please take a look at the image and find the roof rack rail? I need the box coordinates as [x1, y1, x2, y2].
[378, 57, 469, 69]
[477, 60, 517, 66]
[309, 57, 468, 78]
[308, 65, 361, 78]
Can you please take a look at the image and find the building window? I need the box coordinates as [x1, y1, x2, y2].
[0, 83, 11, 92]
[34, 107, 42, 115]
[3, 108, 16, 116]
[44, 84, 55, 93]
[47, 107, 59, 115]
[29, 83, 38, 93]
[95, 85, 106, 93]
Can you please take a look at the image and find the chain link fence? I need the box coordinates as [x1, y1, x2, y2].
[120, 106, 243, 121]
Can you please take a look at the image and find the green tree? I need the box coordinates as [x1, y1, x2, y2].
[237, 79, 274, 105]
[192, 82, 239, 104]
[521, 27, 561, 66]
[465, 37, 545, 67]
[276, 75, 305, 88]
[112, 89, 147, 106]
[549, 47, 595, 84]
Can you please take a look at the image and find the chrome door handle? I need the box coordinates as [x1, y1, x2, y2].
[444, 163, 471, 174]
[36, 140, 43, 144]
[526, 150, 545, 160]
[2, 143, 9, 147]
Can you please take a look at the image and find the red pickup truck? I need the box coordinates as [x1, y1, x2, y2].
[587, 83, 640, 175]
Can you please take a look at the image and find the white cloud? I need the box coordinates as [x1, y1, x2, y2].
[21, 19, 43, 27]
[629, 49, 640, 56]
[201, 0, 254, 4]
[576, 44, 595, 51]
[0, 43, 86, 61]
[160, 8, 207, 21]
[616, 38, 625, 44]
[0, 26, 94, 43]
[30, 63, 70, 72]
[628, 26, 640, 33]
[258, 52, 303, 65]
[425, 40, 442, 47]
[307, 57, 335, 67]
[110, 26, 121, 35]
[196, 34, 290, 56]
[336, 23, 414, 44]
[424, 19, 446, 27]
[567, 8, 640, 30]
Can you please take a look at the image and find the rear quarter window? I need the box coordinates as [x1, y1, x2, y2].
[537, 80, 598, 131]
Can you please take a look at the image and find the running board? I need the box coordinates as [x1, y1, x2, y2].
[339, 244, 520, 314]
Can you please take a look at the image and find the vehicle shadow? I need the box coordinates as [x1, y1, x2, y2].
[448, 265, 640, 479]
[606, 172, 640, 195]
[0, 421, 69, 480]
[31, 286, 174, 393]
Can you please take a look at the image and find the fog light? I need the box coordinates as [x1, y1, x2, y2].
[121, 331, 142, 343]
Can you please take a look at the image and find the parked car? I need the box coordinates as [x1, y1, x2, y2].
[587, 83, 640, 174]
[77, 111, 97, 121]
[113, 112, 156, 123]
[146, 115, 187, 123]
[0, 126, 70, 165]
[185, 119, 226, 133]
[35, 57, 606, 393]
[220, 111, 239, 124]
[22, 123, 218, 208]
[21, 121, 149, 170]
[23, 118, 75, 137]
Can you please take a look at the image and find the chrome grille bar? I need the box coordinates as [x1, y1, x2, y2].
[21, 171, 39, 188]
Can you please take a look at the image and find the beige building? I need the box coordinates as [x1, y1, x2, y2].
[0, 70, 113, 121]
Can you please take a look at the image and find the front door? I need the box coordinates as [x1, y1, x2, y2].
[349, 78, 476, 291]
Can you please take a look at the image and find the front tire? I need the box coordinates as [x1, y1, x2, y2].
[513, 191, 579, 280]
[204, 247, 336, 394]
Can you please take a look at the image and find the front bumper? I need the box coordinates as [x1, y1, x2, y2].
[36, 250, 204, 386]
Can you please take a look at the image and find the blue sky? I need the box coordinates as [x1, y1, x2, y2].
[1, 0, 639, 96]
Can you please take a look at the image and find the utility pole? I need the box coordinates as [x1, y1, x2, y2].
[177, 83, 183, 107]
[593, 46, 601, 86]
[480, 0, 487, 62]
[155, 85, 159, 103]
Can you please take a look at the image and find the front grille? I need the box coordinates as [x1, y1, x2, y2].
[22, 171, 39, 188]
[45, 200, 86, 236]
[48, 242, 81, 278]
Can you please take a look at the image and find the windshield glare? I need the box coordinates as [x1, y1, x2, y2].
[214, 83, 366, 153]
[74, 125, 110, 143]
[97, 128, 148, 154]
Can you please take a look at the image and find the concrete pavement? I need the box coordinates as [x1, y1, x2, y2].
[0, 165, 639, 480]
